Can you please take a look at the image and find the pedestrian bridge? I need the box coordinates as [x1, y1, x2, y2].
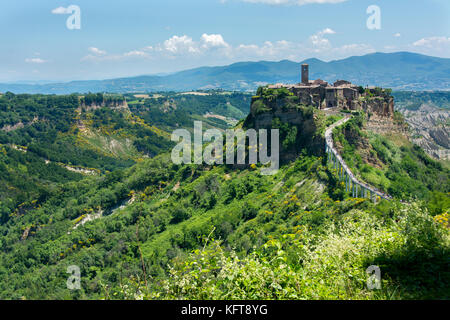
[324, 115, 392, 202]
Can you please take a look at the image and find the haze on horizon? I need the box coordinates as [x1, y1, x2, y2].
[0, 0, 449, 83]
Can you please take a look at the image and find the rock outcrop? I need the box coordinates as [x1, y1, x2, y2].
[400, 104, 449, 160]
[362, 96, 394, 119]
[245, 94, 325, 162]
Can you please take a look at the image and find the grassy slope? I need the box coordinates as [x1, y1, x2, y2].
[0, 151, 448, 300]
[0, 91, 247, 213]
[333, 114, 450, 204]
[0, 92, 448, 300]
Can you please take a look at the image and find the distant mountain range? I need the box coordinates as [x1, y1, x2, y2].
[1, 52, 449, 94]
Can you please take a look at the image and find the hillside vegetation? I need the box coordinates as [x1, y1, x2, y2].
[393, 91, 450, 111]
[333, 113, 449, 203]
[0, 91, 448, 300]
[0, 91, 250, 222]
[0, 152, 448, 300]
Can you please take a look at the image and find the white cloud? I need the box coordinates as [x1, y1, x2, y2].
[309, 28, 336, 49]
[25, 58, 47, 64]
[234, 40, 296, 60]
[82, 47, 150, 62]
[241, 0, 348, 6]
[124, 50, 148, 57]
[394, 33, 401, 37]
[80, 31, 375, 66]
[88, 47, 107, 56]
[200, 34, 229, 49]
[413, 36, 450, 48]
[51, 6, 70, 14]
[319, 28, 336, 35]
[162, 35, 199, 54]
[332, 43, 375, 57]
[232, 32, 373, 61]
[143, 34, 230, 56]
[410, 36, 450, 58]
[310, 35, 331, 48]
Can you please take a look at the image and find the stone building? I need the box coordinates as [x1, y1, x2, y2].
[269, 64, 362, 110]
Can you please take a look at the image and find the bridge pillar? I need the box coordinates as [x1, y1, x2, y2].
[339, 163, 342, 180]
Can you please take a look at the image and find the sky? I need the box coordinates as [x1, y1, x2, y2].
[0, 0, 449, 82]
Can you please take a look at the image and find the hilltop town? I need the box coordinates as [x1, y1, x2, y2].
[267, 64, 394, 118]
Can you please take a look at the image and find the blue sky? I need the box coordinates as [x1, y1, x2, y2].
[0, 0, 449, 82]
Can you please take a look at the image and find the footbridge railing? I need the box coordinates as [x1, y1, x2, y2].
[324, 116, 392, 202]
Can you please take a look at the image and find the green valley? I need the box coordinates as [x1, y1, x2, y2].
[0, 87, 448, 300]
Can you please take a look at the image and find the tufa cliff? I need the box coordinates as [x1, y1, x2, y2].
[244, 65, 400, 162]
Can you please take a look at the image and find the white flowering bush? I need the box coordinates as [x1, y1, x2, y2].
[141, 202, 449, 300]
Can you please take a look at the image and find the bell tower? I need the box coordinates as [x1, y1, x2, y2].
[301, 64, 309, 84]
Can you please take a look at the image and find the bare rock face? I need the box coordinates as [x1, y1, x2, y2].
[362, 97, 395, 119]
[429, 129, 449, 149]
[21, 227, 31, 241]
[400, 104, 450, 160]
[362, 97, 409, 137]
[246, 96, 324, 161]
[1, 116, 39, 132]
[80, 99, 129, 112]
[365, 116, 408, 135]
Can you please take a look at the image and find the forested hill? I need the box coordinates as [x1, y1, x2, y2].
[0, 91, 252, 221]
[0, 90, 448, 300]
[1, 52, 449, 93]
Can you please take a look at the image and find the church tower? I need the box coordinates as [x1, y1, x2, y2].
[301, 64, 309, 84]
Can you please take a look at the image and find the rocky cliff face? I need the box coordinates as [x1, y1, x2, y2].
[365, 117, 407, 135]
[246, 87, 436, 163]
[362, 97, 395, 119]
[80, 99, 129, 112]
[358, 95, 410, 136]
[400, 104, 449, 160]
[246, 87, 403, 159]
[245, 95, 324, 161]
[0, 116, 40, 132]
